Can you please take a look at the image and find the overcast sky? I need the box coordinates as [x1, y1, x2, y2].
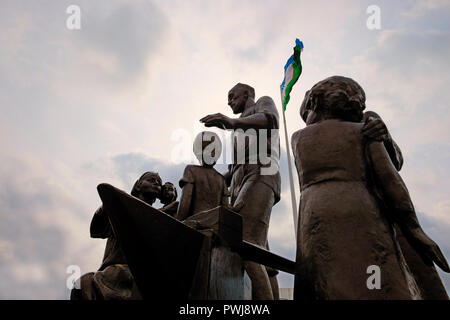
[0, 0, 449, 299]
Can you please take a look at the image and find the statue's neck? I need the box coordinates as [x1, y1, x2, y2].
[138, 194, 156, 206]
[243, 98, 255, 112]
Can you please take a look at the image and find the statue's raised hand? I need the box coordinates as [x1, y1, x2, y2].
[361, 116, 390, 142]
[200, 113, 235, 129]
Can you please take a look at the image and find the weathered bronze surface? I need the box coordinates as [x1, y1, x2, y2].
[292, 76, 449, 300]
[201, 83, 281, 299]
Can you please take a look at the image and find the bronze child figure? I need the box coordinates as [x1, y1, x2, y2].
[175, 131, 230, 221]
[159, 182, 179, 216]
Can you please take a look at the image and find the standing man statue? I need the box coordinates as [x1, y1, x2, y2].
[200, 83, 281, 300]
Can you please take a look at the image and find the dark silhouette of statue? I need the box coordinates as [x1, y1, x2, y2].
[300, 91, 404, 171]
[292, 76, 449, 300]
[200, 83, 281, 299]
[175, 131, 230, 221]
[71, 171, 163, 300]
[159, 182, 179, 216]
[301, 83, 449, 299]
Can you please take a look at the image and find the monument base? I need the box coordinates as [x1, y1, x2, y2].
[184, 207, 251, 300]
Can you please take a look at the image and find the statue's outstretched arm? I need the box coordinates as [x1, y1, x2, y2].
[200, 112, 269, 130]
[368, 141, 449, 272]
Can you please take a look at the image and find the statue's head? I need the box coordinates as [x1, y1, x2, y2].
[160, 182, 178, 205]
[300, 76, 366, 124]
[228, 83, 255, 114]
[131, 171, 162, 205]
[193, 131, 222, 166]
[300, 89, 312, 123]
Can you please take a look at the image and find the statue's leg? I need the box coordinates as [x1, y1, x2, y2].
[265, 242, 280, 300]
[268, 272, 280, 300]
[233, 180, 275, 300]
[244, 261, 273, 299]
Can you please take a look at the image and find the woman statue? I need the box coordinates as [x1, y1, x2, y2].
[71, 171, 163, 300]
[291, 76, 449, 300]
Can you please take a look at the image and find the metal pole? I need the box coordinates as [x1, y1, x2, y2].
[280, 98, 298, 239]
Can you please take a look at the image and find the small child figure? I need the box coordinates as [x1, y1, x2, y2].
[159, 182, 179, 216]
[175, 131, 229, 221]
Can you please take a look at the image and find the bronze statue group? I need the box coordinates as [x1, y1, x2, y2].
[72, 78, 449, 300]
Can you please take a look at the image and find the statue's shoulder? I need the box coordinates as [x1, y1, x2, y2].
[291, 129, 304, 156]
[291, 129, 303, 141]
[184, 164, 202, 174]
[256, 96, 276, 107]
[256, 95, 275, 103]
[255, 96, 278, 117]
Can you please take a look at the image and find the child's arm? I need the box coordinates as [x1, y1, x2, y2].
[175, 166, 195, 220]
[175, 184, 193, 220]
[90, 206, 112, 239]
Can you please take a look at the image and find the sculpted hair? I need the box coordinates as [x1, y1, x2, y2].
[131, 171, 161, 198]
[300, 89, 311, 123]
[235, 83, 255, 99]
[304, 76, 366, 123]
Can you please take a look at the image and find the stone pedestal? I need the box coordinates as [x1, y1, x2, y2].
[183, 207, 252, 300]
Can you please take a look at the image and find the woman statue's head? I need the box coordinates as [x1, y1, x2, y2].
[300, 76, 366, 124]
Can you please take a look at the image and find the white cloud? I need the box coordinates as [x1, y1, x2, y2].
[0, 0, 449, 298]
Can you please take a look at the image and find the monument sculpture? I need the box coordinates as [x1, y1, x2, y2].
[71, 171, 163, 300]
[291, 75, 449, 300]
[159, 182, 179, 216]
[200, 83, 281, 300]
[71, 135, 294, 300]
[71, 78, 449, 301]
[175, 131, 230, 221]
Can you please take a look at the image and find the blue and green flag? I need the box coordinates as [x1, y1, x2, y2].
[280, 38, 304, 110]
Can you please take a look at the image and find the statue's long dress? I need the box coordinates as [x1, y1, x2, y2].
[71, 206, 141, 300]
[292, 120, 420, 300]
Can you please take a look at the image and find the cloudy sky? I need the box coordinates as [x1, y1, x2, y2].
[0, 0, 449, 299]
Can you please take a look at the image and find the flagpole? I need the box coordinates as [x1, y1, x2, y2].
[280, 98, 298, 239]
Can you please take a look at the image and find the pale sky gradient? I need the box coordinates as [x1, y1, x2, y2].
[0, 0, 449, 299]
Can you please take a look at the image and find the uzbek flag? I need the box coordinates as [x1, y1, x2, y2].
[280, 38, 304, 110]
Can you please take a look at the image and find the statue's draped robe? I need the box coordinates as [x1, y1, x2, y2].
[292, 120, 421, 299]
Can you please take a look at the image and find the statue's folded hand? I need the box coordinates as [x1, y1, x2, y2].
[408, 228, 450, 273]
[361, 117, 389, 142]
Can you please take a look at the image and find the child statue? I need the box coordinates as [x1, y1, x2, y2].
[175, 131, 229, 220]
